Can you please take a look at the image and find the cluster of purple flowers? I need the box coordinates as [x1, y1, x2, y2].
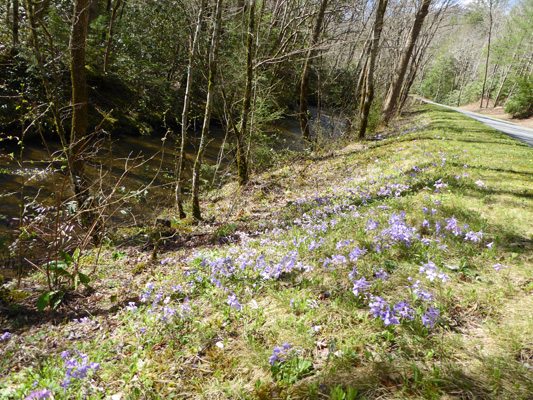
[373, 212, 419, 251]
[419, 261, 450, 283]
[269, 342, 299, 365]
[226, 293, 242, 311]
[60, 350, 100, 389]
[137, 283, 191, 322]
[368, 296, 411, 326]
[25, 389, 53, 399]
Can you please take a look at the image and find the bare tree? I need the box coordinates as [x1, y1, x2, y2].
[190, 0, 224, 220]
[235, 0, 255, 186]
[299, 0, 329, 144]
[480, 0, 494, 107]
[69, 0, 100, 243]
[358, 0, 388, 139]
[382, 0, 432, 124]
[175, 0, 208, 219]
[103, 0, 123, 73]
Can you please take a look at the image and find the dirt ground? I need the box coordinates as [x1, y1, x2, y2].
[460, 101, 533, 129]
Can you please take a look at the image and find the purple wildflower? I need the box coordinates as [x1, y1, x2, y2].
[421, 306, 440, 329]
[349, 246, 367, 262]
[25, 389, 53, 399]
[226, 293, 242, 311]
[444, 216, 461, 236]
[464, 230, 483, 242]
[419, 261, 450, 283]
[336, 239, 353, 249]
[352, 277, 370, 296]
[375, 269, 389, 280]
[1, 332, 11, 341]
[269, 342, 296, 365]
[393, 301, 415, 320]
[493, 264, 509, 272]
[365, 219, 379, 232]
[331, 254, 348, 264]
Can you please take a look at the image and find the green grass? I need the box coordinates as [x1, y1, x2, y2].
[1, 104, 533, 399]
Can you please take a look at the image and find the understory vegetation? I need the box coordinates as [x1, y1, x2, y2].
[2, 105, 532, 399]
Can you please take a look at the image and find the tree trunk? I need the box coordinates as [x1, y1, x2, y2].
[358, 0, 388, 139]
[480, 0, 493, 108]
[382, 0, 431, 124]
[456, 62, 469, 107]
[191, 0, 223, 221]
[175, 0, 207, 219]
[236, 0, 255, 186]
[485, 63, 499, 107]
[299, 0, 329, 144]
[103, 0, 122, 73]
[70, 0, 100, 243]
[12, 0, 19, 46]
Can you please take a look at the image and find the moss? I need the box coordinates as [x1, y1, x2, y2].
[0, 289, 31, 304]
[132, 262, 149, 275]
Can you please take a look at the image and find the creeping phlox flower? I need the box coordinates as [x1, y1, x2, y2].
[464, 230, 483, 243]
[419, 261, 450, 283]
[226, 293, 242, 311]
[269, 342, 300, 365]
[368, 294, 437, 328]
[407, 278, 435, 302]
[352, 277, 371, 296]
[349, 246, 367, 262]
[138, 283, 192, 322]
[493, 264, 509, 272]
[60, 350, 100, 389]
[72, 317, 91, 324]
[421, 306, 440, 329]
[374, 212, 418, 250]
[25, 389, 53, 399]
[444, 216, 461, 236]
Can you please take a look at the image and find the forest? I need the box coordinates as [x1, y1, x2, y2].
[1, 0, 533, 399]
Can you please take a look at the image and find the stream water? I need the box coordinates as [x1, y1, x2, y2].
[0, 108, 345, 275]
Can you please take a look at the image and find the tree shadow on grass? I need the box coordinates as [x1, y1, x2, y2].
[447, 161, 533, 178]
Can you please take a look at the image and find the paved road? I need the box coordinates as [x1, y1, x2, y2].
[418, 98, 533, 147]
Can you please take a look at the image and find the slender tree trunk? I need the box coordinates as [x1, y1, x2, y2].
[485, 63, 499, 107]
[480, 0, 493, 108]
[12, 0, 19, 46]
[24, 0, 68, 149]
[299, 0, 329, 143]
[70, 0, 100, 242]
[103, 0, 122, 73]
[191, 0, 223, 220]
[493, 46, 521, 107]
[456, 62, 469, 107]
[493, 65, 511, 107]
[382, 0, 431, 124]
[175, 0, 207, 219]
[236, 0, 255, 186]
[358, 0, 388, 139]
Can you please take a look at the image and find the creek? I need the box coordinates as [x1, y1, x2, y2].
[0, 108, 345, 275]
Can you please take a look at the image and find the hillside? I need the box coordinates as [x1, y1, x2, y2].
[1, 104, 533, 399]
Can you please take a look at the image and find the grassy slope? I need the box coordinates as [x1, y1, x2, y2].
[1, 104, 533, 399]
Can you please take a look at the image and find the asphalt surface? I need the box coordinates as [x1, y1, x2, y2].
[419, 99, 533, 147]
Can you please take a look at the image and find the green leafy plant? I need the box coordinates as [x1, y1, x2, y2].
[329, 385, 358, 400]
[37, 248, 91, 311]
[270, 344, 313, 385]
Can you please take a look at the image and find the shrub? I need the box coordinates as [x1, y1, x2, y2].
[504, 76, 533, 118]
